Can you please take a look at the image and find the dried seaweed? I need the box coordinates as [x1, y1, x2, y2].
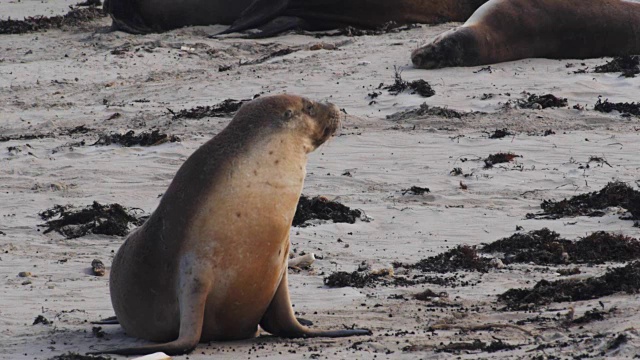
[170, 99, 247, 120]
[0, 6, 105, 35]
[93, 130, 180, 147]
[594, 56, 639, 77]
[594, 98, 640, 116]
[293, 195, 363, 227]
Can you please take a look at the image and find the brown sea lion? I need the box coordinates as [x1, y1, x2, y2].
[88, 95, 370, 356]
[412, 0, 640, 69]
[103, 0, 488, 37]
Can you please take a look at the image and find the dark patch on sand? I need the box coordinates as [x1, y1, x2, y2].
[39, 202, 145, 239]
[405, 340, 519, 354]
[488, 128, 514, 139]
[93, 130, 180, 147]
[324, 268, 464, 288]
[594, 56, 640, 77]
[571, 307, 616, 325]
[169, 99, 247, 120]
[594, 98, 640, 117]
[293, 195, 363, 227]
[33, 315, 52, 325]
[0, 5, 105, 35]
[526, 181, 640, 220]
[481, 228, 640, 265]
[499, 261, 640, 310]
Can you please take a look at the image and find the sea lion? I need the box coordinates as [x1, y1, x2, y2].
[411, 0, 640, 69]
[103, 0, 488, 37]
[88, 95, 370, 356]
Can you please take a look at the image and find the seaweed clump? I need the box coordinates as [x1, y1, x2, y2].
[0, 6, 105, 35]
[481, 228, 640, 265]
[170, 99, 246, 119]
[48, 353, 112, 360]
[499, 261, 640, 310]
[594, 56, 640, 77]
[324, 269, 392, 288]
[383, 67, 435, 98]
[93, 130, 180, 147]
[526, 181, 640, 220]
[519, 94, 568, 109]
[484, 152, 521, 168]
[394, 245, 491, 273]
[293, 195, 362, 227]
[39, 202, 145, 239]
[386, 103, 467, 121]
[594, 98, 640, 116]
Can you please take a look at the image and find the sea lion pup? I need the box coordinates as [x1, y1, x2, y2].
[103, 0, 488, 36]
[88, 95, 370, 356]
[411, 0, 640, 69]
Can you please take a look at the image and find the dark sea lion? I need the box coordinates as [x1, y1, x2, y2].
[411, 0, 640, 69]
[88, 95, 370, 356]
[103, 0, 488, 36]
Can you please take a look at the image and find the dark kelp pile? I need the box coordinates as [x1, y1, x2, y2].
[0, 6, 105, 35]
[499, 261, 640, 310]
[481, 228, 640, 265]
[39, 202, 145, 239]
[484, 152, 521, 168]
[169, 99, 247, 120]
[518, 94, 568, 109]
[488, 128, 514, 139]
[293, 195, 363, 227]
[594, 56, 640, 77]
[383, 68, 435, 98]
[594, 98, 640, 116]
[311, 22, 420, 37]
[526, 181, 640, 220]
[93, 130, 180, 147]
[324, 268, 464, 288]
[394, 245, 491, 274]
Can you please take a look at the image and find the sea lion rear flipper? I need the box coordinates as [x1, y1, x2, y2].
[91, 315, 119, 325]
[245, 16, 309, 38]
[218, 0, 290, 35]
[87, 277, 210, 356]
[260, 271, 372, 338]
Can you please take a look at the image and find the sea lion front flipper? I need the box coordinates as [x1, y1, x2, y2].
[219, 0, 290, 35]
[244, 16, 309, 38]
[87, 277, 210, 356]
[260, 271, 372, 338]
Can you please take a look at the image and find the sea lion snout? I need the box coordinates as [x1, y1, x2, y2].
[311, 101, 341, 147]
[412, 27, 478, 69]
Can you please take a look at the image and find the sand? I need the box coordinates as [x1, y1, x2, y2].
[1, 2, 640, 359]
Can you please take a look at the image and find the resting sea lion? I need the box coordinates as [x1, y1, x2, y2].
[88, 95, 370, 356]
[411, 0, 640, 69]
[103, 0, 488, 37]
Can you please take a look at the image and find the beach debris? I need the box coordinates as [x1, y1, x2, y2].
[404, 339, 519, 354]
[91, 259, 106, 276]
[487, 128, 513, 139]
[394, 245, 491, 273]
[48, 353, 112, 360]
[33, 315, 51, 325]
[169, 99, 247, 120]
[481, 228, 640, 265]
[0, 5, 105, 35]
[414, 289, 447, 301]
[382, 67, 435, 97]
[288, 253, 315, 269]
[93, 130, 180, 147]
[594, 55, 640, 77]
[594, 98, 640, 116]
[324, 268, 394, 288]
[309, 22, 420, 37]
[484, 152, 521, 168]
[401, 186, 430, 195]
[571, 307, 616, 325]
[498, 261, 640, 310]
[526, 181, 640, 220]
[39, 202, 146, 239]
[18, 271, 32, 277]
[293, 195, 364, 227]
[92, 326, 106, 338]
[518, 93, 568, 109]
[386, 103, 467, 120]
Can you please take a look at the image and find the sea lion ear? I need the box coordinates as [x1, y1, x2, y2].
[218, 0, 290, 35]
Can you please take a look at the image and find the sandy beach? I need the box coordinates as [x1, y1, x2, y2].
[1, 1, 640, 359]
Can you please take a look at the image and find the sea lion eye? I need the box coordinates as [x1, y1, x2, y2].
[306, 104, 316, 116]
[283, 109, 293, 119]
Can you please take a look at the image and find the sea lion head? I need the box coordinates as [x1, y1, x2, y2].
[233, 94, 341, 153]
[411, 27, 480, 69]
